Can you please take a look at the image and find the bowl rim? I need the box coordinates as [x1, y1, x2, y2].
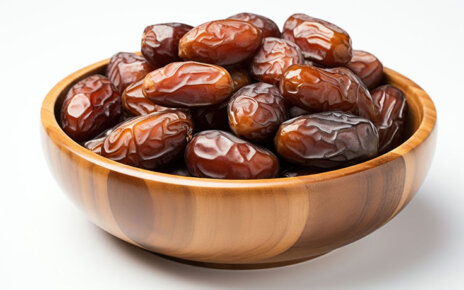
[41, 58, 437, 189]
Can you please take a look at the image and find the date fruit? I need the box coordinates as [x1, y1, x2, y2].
[227, 65, 252, 91]
[143, 61, 234, 107]
[185, 130, 279, 179]
[106, 52, 154, 94]
[228, 12, 281, 38]
[283, 13, 352, 67]
[228, 83, 287, 142]
[346, 50, 384, 90]
[371, 85, 407, 153]
[101, 111, 193, 169]
[83, 127, 114, 155]
[250, 37, 303, 86]
[141, 23, 193, 67]
[280, 65, 378, 121]
[275, 111, 379, 168]
[179, 19, 262, 65]
[61, 74, 121, 142]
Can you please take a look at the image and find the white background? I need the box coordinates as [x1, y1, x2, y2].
[1, 0, 463, 289]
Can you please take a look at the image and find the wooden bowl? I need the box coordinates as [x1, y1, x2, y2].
[40, 58, 437, 269]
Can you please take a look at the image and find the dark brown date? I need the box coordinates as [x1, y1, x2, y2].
[227, 12, 281, 38]
[101, 111, 193, 169]
[227, 65, 252, 91]
[143, 61, 234, 107]
[141, 23, 193, 68]
[228, 83, 287, 142]
[250, 37, 303, 86]
[371, 85, 407, 153]
[61, 74, 121, 142]
[275, 112, 379, 168]
[185, 130, 279, 179]
[346, 50, 384, 90]
[106, 52, 154, 94]
[179, 19, 262, 65]
[280, 65, 378, 121]
[191, 100, 230, 131]
[282, 13, 352, 67]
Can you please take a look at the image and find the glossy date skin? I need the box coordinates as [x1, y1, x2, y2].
[83, 127, 114, 155]
[227, 12, 281, 38]
[250, 37, 303, 86]
[106, 52, 153, 94]
[275, 112, 379, 168]
[283, 13, 352, 67]
[228, 83, 287, 142]
[185, 130, 279, 179]
[61, 74, 121, 142]
[346, 50, 384, 90]
[280, 65, 378, 122]
[143, 61, 234, 107]
[371, 85, 407, 153]
[102, 111, 193, 169]
[179, 19, 262, 65]
[141, 23, 193, 68]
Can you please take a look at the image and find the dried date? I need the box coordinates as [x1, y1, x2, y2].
[106, 52, 153, 94]
[61, 74, 121, 142]
[346, 50, 384, 90]
[275, 111, 379, 168]
[227, 12, 280, 38]
[185, 130, 279, 179]
[179, 19, 262, 65]
[227, 65, 252, 91]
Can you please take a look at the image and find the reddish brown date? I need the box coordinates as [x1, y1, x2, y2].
[283, 13, 352, 67]
[106, 52, 154, 94]
[275, 112, 379, 168]
[228, 83, 287, 142]
[280, 65, 378, 121]
[83, 127, 114, 155]
[371, 85, 407, 153]
[185, 130, 279, 179]
[61, 74, 121, 142]
[227, 12, 281, 38]
[227, 65, 252, 91]
[101, 111, 193, 169]
[346, 50, 384, 90]
[143, 61, 234, 107]
[141, 23, 193, 68]
[191, 100, 230, 132]
[179, 19, 262, 65]
[250, 37, 303, 85]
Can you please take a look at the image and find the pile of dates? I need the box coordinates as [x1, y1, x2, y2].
[60, 13, 407, 179]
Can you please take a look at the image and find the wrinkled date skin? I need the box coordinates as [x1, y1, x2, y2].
[346, 50, 384, 90]
[227, 65, 252, 91]
[141, 23, 193, 68]
[191, 100, 230, 132]
[371, 85, 407, 153]
[250, 37, 303, 85]
[101, 111, 193, 169]
[280, 65, 378, 121]
[275, 112, 379, 168]
[61, 74, 121, 142]
[179, 19, 262, 65]
[228, 83, 287, 142]
[185, 130, 279, 179]
[227, 12, 281, 38]
[283, 13, 352, 67]
[83, 127, 114, 155]
[143, 61, 234, 107]
[106, 52, 154, 94]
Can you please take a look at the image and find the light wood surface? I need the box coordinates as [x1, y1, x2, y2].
[40, 58, 437, 269]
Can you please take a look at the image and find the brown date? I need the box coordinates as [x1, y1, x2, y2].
[371, 85, 407, 153]
[227, 12, 281, 38]
[346, 50, 384, 90]
[141, 23, 193, 68]
[275, 111, 379, 168]
[227, 65, 252, 91]
[178, 19, 262, 65]
[283, 13, 352, 67]
[61, 74, 121, 142]
[101, 111, 193, 169]
[191, 100, 230, 132]
[83, 127, 114, 155]
[143, 61, 234, 107]
[185, 130, 279, 179]
[280, 64, 378, 122]
[250, 37, 303, 86]
[106, 52, 154, 94]
[228, 83, 287, 142]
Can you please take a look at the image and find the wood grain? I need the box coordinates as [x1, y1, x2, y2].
[41, 58, 437, 269]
